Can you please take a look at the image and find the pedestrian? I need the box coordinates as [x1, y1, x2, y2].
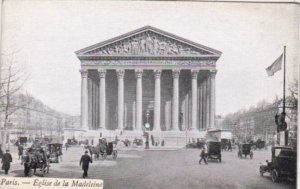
[228, 141, 232, 152]
[80, 151, 93, 178]
[199, 148, 207, 165]
[0, 145, 3, 159]
[1, 150, 12, 174]
[18, 145, 24, 160]
[65, 143, 68, 151]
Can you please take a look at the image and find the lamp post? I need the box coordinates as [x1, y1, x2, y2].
[144, 109, 150, 149]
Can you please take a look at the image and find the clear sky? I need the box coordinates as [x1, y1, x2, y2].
[1, 0, 299, 116]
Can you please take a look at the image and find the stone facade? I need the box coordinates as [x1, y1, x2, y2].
[76, 26, 222, 133]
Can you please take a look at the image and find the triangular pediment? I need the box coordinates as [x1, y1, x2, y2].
[76, 26, 222, 57]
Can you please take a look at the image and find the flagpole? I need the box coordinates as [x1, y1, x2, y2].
[283, 46, 286, 114]
[283, 46, 288, 146]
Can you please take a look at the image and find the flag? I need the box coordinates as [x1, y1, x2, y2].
[266, 53, 283, 76]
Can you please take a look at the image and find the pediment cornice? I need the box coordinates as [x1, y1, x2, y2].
[75, 26, 222, 59]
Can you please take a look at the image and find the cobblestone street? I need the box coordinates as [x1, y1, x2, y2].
[1, 146, 296, 189]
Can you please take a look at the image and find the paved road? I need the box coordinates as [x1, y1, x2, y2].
[2, 146, 296, 189]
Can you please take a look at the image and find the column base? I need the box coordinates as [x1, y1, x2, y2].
[152, 128, 161, 132]
[188, 128, 199, 132]
[97, 127, 106, 130]
[169, 128, 179, 131]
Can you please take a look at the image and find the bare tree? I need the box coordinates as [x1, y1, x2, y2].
[288, 77, 298, 109]
[0, 51, 28, 148]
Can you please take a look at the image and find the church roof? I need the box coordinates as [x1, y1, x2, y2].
[75, 26, 222, 59]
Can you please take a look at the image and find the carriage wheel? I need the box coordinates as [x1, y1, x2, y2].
[46, 163, 50, 173]
[271, 169, 279, 182]
[112, 151, 118, 160]
[103, 153, 107, 160]
[41, 165, 45, 177]
[260, 170, 264, 176]
[250, 152, 253, 159]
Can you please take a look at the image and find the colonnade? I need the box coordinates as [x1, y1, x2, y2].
[80, 69, 216, 131]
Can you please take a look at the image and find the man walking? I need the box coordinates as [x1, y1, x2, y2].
[18, 145, 24, 160]
[80, 151, 93, 178]
[199, 147, 207, 165]
[1, 150, 12, 174]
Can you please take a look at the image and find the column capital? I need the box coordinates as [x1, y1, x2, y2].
[79, 69, 88, 78]
[135, 69, 143, 78]
[191, 70, 199, 79]
[209, 70, 217, 78]
[172, 69, 180, 79]
[154, 69, 162, 79]
[117, 69, 125, 79]
[98, 69, 107, 78]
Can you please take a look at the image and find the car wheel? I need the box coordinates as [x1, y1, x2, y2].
[271, 169, 279, 182]
[260, 171, 263, 176]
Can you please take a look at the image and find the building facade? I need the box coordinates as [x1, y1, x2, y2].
[76, 26, 221, 134]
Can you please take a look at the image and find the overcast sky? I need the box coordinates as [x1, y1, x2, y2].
[1, 0, 299, 116]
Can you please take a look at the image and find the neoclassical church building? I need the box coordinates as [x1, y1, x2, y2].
[75, 26, 222, 144]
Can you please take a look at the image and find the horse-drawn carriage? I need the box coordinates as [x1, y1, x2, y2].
[92, 140, 118, 160]
[47, 143, 63, 163]
[22, 147, 50, 177]
[252, 139, 266, 150]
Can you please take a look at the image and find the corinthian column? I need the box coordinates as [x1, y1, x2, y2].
[199, 84, 203, 129]
[202, 81, 207, 129]
[80, 69, 88, 130]
[135, 69, 143, 131]
[206, 75, 211, 129]
[210, 70, 217, 128]
[172, 69, 180, 131]
[153, 69, 161, 131]
[98, 69, 106, 130]
[191, 70, 199, 131]
[117, 69, 125, 130]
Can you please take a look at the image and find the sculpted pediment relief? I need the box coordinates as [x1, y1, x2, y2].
[78, 27, 221, 57]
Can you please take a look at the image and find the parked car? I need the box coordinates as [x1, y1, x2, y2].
[259, 146, 296, 182]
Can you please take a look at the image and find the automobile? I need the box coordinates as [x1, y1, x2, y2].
[206, 141, 221, 162]
[238, 143, 253, 159]
[237, 143, 253, 159]
[259, 146, 296, 182]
